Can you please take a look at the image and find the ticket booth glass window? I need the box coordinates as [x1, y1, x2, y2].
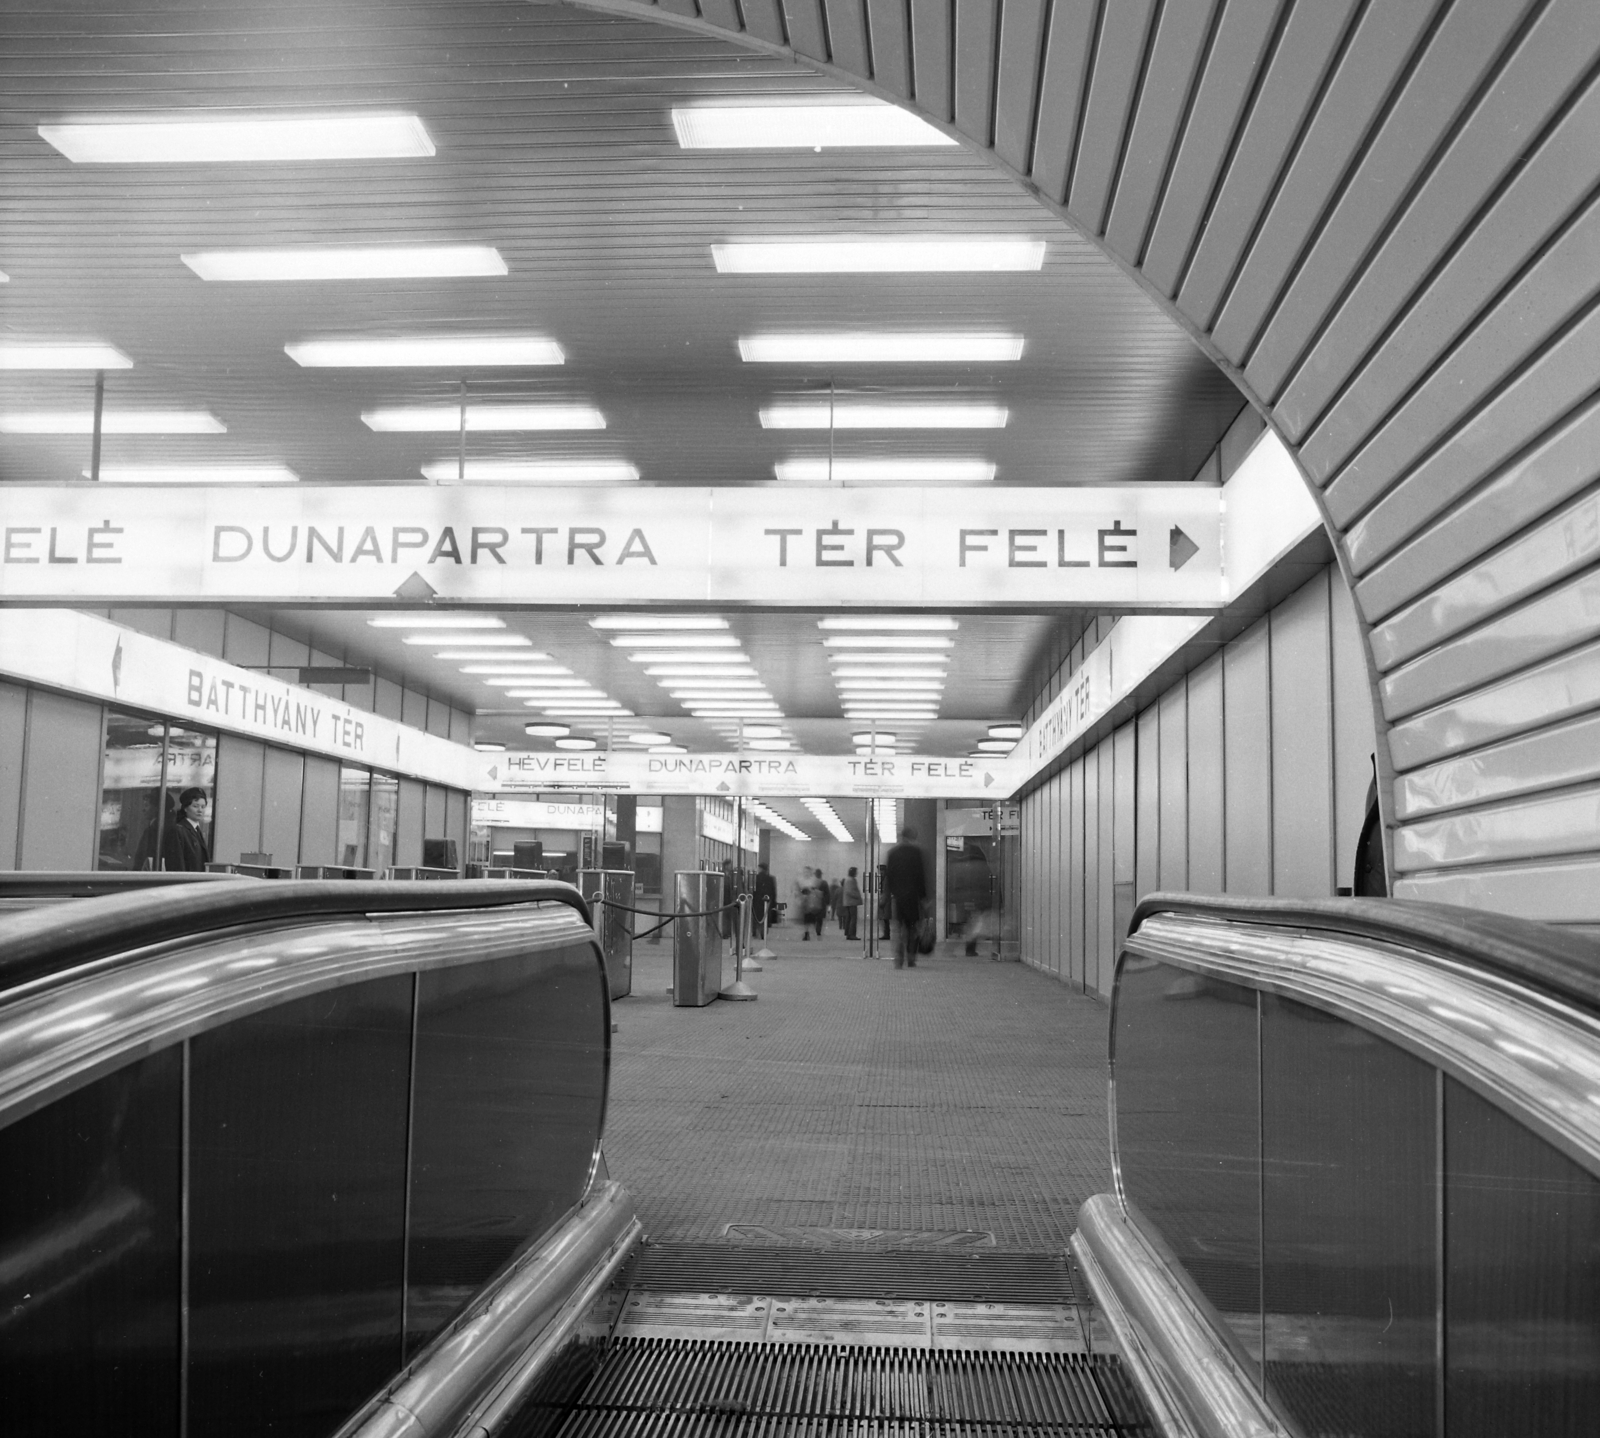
[368, 772, 399, 874]
[339, 766, 372, 869]
[98, 714, 217, 871]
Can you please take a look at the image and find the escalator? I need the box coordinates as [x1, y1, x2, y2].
[2, 877, 1596, 1436]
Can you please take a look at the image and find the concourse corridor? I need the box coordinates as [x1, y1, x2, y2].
[604, 936, 1111, 1250]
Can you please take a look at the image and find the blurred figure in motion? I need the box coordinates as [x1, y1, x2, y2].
[883, 827, 927, 969]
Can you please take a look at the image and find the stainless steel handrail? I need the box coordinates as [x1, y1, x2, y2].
[0, 900, 599, 1130]
[1124, 911, 1600, 1178]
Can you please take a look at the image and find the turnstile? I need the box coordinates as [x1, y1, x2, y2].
[672, 870, 723, 1008]
[580, 867, 635, 999]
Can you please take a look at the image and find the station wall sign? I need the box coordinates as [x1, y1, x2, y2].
[0, 608, 485, 789]
[470, 797, 604, 830]
[486, 748, 1018, 799]
[0, 484, 1223, 609]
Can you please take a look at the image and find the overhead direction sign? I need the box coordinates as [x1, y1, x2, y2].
[0, 484, 1223, 608]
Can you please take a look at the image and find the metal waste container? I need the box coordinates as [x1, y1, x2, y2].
[672, 870, 723, 1008]
[579, 868, 635, 1000]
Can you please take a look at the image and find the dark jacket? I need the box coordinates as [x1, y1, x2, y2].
[883, 842, 926, 907]
[754, 871, 778, 910]
[161, 816, 210, 872]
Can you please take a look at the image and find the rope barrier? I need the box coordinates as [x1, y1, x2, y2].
[588, 895, 745, 943]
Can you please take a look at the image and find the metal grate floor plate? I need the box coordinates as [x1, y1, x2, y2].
[507, 1338, 1153, 1437]
[625, 1245, 1082, 1306]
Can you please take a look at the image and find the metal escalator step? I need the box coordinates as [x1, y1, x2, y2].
[625, 1245, 1083, 1306]
[506, 1338, 1152, 1437]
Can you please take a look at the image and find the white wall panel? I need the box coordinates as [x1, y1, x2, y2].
[212, 734, 265, 867]
[1186, 654, 1225, 894]
[1136, 706, 1161, 901]
[1271, 574, 1335, 897]
[1097, 740, 1116, 997]
[20, 689, 101, 871]
[1158, 683, 1188, 890]
[1224, 617, 1272, 895]
[260, 746, 304, 868]
[1069, 757, 1085, 988]
[0, 681, 24, 869]
[1082, 752, 1099, 994]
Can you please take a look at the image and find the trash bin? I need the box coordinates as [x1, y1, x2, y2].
[672, 870, 723, 1008]
[579, 867, 635, 1000]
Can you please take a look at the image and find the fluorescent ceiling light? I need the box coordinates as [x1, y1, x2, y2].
[472, 741, 506, 752]
[740, 332, 1023, 364]
[628, 732, 673, 745]
[0, 409, 222, 434]
[666, 680, 769, 691]
[591, 615, 727, 630]
[821, 616, 958, 631]
[525, 723, 570, 737]
[824, 635, 953, 650]
[457, 661, 558, 672]
[775, 458, 996, 484]
[368, 615, 503, 629]
[39, 113, 435, 164]
[613, 634, 740, 649]
[987, 723, 1024, 740]
[538, 705, 630, 714]
[831, 666, 946, 679]
[419, 458, 639, 483]
[286, 335, 563, 368]
[86, 463, 296, 483]
[555, 738, 597, 750]
[502, 680, 605, 691]
[838, 687, 944, 697]
[183, 245, 506, 282]
[405, 633, 530, 647]
[714, 239, 1044, 273]
[977, 740, 1015, 753]
[645, 665, 758, 678]
[363, 403, 604, 431]
[633, 650, 750, 665]
[480, 676, 573, 687]
[508, 691, 609, 701]
[761, 402, 1008, 429]
[671, 103, 955, 150]
[0, 341, 132, 370]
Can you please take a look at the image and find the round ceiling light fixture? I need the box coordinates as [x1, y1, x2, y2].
[977, 739, 1015, 753]
[555, 737, 597, 750]
[987, 723, 1024, 740]
[525, 722, 571, 738]
[746, 738, 792, 750]
[737, 723, 785, 739]
[851, 731, 896, 745]
[649, 744, 688, 754]
[472, 741, 507, 752]
[627, 731, 673, 745]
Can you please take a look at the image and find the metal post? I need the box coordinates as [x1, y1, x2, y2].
[719, 892, 757, 1000]
[90, 369, 105, 482]
[457, 378, 467, 484]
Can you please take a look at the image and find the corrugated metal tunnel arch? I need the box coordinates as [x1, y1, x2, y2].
[569, 0, 1600, 918]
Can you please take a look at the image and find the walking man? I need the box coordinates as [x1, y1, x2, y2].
[883, 827, 927, 968]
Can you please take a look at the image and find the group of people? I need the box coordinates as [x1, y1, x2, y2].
[790, 866, 863, 940]
[749, 829, 929, 968]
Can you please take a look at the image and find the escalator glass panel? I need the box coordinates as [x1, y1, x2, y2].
[1113, 956, 1262, 1372]
[188, 976, 412, 1438]
[406, 942, 607, 1356]
[1445, 1079, 1600, 1437]
[0, 1049, 181, 1437]
[1261, 995, 1436, 1436]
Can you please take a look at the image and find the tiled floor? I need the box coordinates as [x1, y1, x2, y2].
[603, 928, 1113, 1250]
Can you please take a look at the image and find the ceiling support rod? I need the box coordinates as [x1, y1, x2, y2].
[89, 369, 105, 482]
[457, 378, 467, 484]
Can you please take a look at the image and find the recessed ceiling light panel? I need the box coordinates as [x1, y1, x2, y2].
[1, 409, 223, 434]
[363, 403, 604, 431]
[671, 102, 955, 150]
[740, 332, 1023, 364]
[285, 335, 563, 368]
[368, 615, 504, 629]
[591, 615, 728, 630]
[761, 402, 1008, 429]
[183, 245, 506, 282]
[39, 113, 435, 164]
[714, 239, 1044, 273]
[419, 458, 639, 483]
[86, 463, 296, 483]
[0, 341, 132, 370]
[822, 616, 958, 631]
[775, 458, 995, 484]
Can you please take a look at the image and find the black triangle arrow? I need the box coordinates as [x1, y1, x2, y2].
[1169, 525, 1200, 571]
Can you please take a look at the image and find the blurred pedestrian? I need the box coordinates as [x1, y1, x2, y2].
[840, 867, 862, 941]
[754, 862, 777, 935]
[883, 826, 927, 968]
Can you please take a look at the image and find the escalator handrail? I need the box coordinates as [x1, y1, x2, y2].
[0, 877, 593, 995]
[1130, 891, 1600, 1016]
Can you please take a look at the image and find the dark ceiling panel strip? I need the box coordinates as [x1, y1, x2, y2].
[823, 0, 871, 77]
[1101, 0, 1219, 266]
[991, 0, 1047, 175]
[1208, 0, 1441, 366]
[1026, 0, 1097, 206]
[863, 0, 912, 98]
[1328, 191, 1600, 539]
[1064, 0, 1156, 236]
[1244, 0, 1540, 408]
[1275, 1, 1600, 449]
[696, 0, 742, 31]
[657, 0, 703, 20]
[782, 0, 831, 62]
[1140, 0, 1285, 298]
[735, 0, 789, 46]
[1175, 0, 1358, 330]
[908, 0, 953, 121]
[952, 0, 1000, 146]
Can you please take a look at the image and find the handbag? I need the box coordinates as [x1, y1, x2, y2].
[917, 914, 936, 954]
